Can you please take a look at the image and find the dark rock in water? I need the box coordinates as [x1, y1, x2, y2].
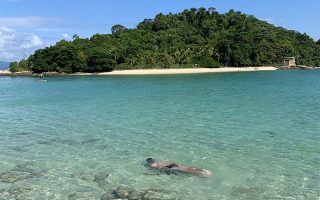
[142, 189, 177, 200]
[93, 173, 109, 182]
[8, 187, 33, 200]
[0, 188, 10, 199]
[101, 186, 143, 200]
[93, 173, 110, 188]
[113, 186, 134, 198]
[15, 164, 45, 176]
[68, 189, 100, 200]
[128, 190, 143, 200]
[101, 187, 177, 200]
[71, 172, 109, 186]
[0, 165, 41, 183]
[100, 192, 117, 200]
[0, 171, 34, 183]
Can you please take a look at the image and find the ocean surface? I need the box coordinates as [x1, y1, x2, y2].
[0, 70, 319, 200]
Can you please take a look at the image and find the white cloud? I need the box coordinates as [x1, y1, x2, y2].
[62, 33, 71, 39]
[0, 26, 44, 61]
[20, 35, 43, 48]
[36, 28, 65, 32]
[0, 16, 56, 28]
[262, 17, 275, 24]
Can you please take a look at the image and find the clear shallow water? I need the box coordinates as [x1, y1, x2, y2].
[0, 70, 319, 200]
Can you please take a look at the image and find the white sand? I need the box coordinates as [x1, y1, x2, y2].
[0, 70, 11, 75]
[0, 67, 278, 76]
[94, 67, 277, 75]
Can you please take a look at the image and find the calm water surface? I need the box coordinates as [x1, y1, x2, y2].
[0, 70, 319, 200]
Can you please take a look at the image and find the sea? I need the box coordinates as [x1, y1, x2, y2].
[0, 70, 319, 200]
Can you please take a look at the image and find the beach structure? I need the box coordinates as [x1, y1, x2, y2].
[283, 57, 296, 67]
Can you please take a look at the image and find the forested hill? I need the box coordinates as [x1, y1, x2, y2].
[10, 8, 320, 73]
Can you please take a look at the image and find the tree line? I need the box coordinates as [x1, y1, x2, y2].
[10, 7, 320, 73]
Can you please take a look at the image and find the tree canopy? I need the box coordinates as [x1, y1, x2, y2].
[11, 8, 320, 73]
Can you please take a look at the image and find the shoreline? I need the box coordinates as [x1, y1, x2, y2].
[0, 67, 284, 77]
[73, 67, 278, 76]
[2, 66, 320, 77]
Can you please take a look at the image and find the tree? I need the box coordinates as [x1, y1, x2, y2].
[73, 34, 80, 40]
[86, 47, 116, 72]
[111, 24, 126, 34]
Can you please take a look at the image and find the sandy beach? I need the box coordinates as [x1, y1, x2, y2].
[95, 67, 277, 75]
[0, 70, 11, 76]
[0, 67, 278, 76]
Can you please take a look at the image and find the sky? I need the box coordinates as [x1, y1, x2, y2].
[0, 0, 319, 61]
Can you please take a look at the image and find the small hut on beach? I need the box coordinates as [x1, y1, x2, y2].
[283, 57, 296, 67]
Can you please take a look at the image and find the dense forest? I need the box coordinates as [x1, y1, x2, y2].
[10, 8, 320, 73]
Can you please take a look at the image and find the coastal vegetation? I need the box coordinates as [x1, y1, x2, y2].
[10, 8, 320, 73]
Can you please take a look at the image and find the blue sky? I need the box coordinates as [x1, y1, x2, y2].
[0, 0, 319, 61]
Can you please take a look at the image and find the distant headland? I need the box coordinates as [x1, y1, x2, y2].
[7, 7, 320, 74]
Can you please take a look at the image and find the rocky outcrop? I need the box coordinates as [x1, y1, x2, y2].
[101, 186, 179, 200]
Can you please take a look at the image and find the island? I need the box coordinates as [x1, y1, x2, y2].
[7, 8, 320, 74]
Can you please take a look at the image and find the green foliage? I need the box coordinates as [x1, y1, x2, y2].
[9, 62, 19, 72]
[15, 8, 320, 73]
[192, 56, 220, 68]
[9, 59, 30, 72]
[111, 24, 126, 34]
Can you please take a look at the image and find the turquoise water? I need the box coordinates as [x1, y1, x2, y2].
[0, 71, 319, 200]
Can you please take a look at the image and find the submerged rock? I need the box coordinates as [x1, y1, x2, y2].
[100, 192, 117, 200]
[8, 187, 33, 200]
[0, 171, 34, 183]
[101, 186, 144, 200]
[0, 188, 10, 199]
[93, 173, 109, 182]
[142, 189, 174, 200]
[93, 173, 110, 188]
[113, 186, 134, 198]
[0, 165, 42, 183]
[128, 190, 143, 200]
[68, 189, 100, 200]
[71, 172, 109, 183]
[101, 187, 178, 200]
